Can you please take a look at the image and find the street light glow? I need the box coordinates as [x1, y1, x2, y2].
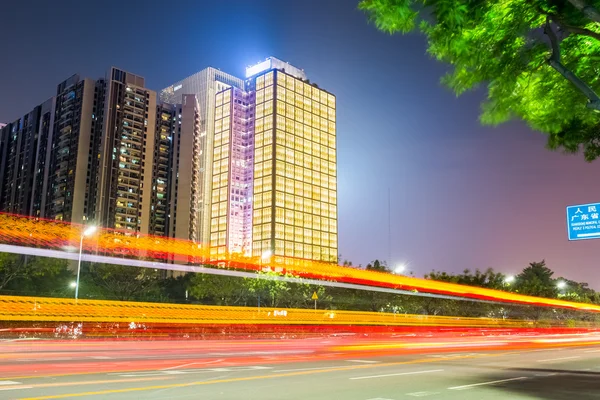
[504, 275, 515, 284]
[83, 225, 97, 237]
[261, 250, 272, 260]
[70, 281, 77, 288]
[557, 281, 567, 289]
[394, 264, 406, 274]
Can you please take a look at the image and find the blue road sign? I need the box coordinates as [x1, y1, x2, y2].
[567, 202, 600, 241]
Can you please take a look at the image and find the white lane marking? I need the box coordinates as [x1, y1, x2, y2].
[427, 353, 483, 359]
[0, 381, 22, 385]
[406, 392, 440, 397]
[17, 357, 73, 362]
[448, 377, 527, 390]
[116, 365, 273, 377]
[537, 356, 581, 363]
[274, 365, 349, 373]
[160, 359, 224, 371]
[119, 371, 187, 377]
[534, 373, 558, 377]
[350, 369, 444, 381]
[347, 360, 379, 364]
[208, 350, 313, 356]
[89, 356, 113, 359]
[0, 387, 33, 391]
[584, 349, 600, 353]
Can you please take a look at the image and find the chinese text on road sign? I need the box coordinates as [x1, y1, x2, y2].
[567, 202, 600, 241]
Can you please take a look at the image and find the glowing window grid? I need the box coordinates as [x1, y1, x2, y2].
[210, 88, 255, 257]
[252, 70, 337, 262]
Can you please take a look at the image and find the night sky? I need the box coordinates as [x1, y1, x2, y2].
[1, 0, 598, 286]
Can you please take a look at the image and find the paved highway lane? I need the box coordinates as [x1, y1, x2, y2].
[2, 336, 600, 399]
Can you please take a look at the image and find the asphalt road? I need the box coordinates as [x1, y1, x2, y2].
[1, 334, 600, 399]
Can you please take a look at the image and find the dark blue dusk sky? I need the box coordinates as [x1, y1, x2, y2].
[1, 0, 598, 286]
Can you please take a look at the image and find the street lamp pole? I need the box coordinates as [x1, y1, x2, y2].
[75, 234, 84, 300]
[75, 226, 97, 301]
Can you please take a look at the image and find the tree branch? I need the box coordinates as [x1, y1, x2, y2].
[559, 23, 600, 41]
[567, 0, 600, 23]
[545, 19, 600, 110]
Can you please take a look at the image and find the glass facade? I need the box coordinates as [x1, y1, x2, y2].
[160, 68, 244, 244]
[210, 88, 255, 257]
[252, 70, 337, 262]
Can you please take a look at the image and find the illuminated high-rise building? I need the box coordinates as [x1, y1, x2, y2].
[95, 68, 158, 233]
[47, 75, 101, 223]
[160, 68, 244, 244]
[209, 87, 255, 257]
[205, 58, 338, 263]
[167, 94, 202, 243]
[0, 99, 55, 217]
[244, 58, 338, 262]
[0, 58, 337, 264]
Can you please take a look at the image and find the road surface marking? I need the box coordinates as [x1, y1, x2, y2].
[160, 359, 224, 370]
[0, 381, 21, 385]
[584, 349, 600, 353]
[0, 377, 176, 392]
[17, 357, 473, 399]
[406, 392, 440, 397]
[537, 356, 581, 362]
[0, 347, 559, 381]
[88, 356, 112, 360]
[208, 350, 313, 356]
[427, 353, 482, 359]
[448, 377, 527, 390]
[0, 386, 32, 391]
[117, 365, 273, 377]
[17, 357, 73, 362]
[347, 360, 379, 364]
[350, 369, 444, 380]
[274, 366, 349, 373]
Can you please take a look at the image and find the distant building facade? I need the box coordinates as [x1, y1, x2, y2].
[160, 68, 244, 244]
[0, 57, 337, 264]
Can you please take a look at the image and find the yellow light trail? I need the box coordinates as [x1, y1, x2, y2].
[0, 213, 598, 312]
[0, 294, 590, 328]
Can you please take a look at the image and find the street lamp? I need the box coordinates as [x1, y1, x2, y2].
[75, 225, 97, 300]
[504, 275, 515, 284]
[557, 281, 567, 290]
[69, 281, 77, 288]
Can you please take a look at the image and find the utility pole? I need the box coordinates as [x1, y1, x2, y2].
[388, 187, 392, 267]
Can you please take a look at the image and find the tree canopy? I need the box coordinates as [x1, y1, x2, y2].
[359, 0, 600, 161]
[1, 253, 599, 324]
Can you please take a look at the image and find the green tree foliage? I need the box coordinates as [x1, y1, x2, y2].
[188, 271, 250, 306]
[426, 268, 507, 290]
[0, 254, 73, 296]
[0, 253, 29, 290]
[83, 263, 161, 301]
[513, 260, 558, 297]
[366, 259, 388, 272]
[360, 0, 600, 161]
